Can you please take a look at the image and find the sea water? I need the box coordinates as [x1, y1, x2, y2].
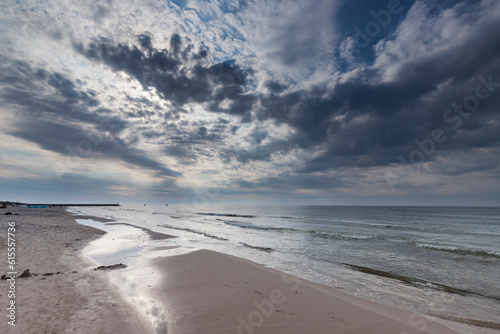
[70, 205, 500, 332]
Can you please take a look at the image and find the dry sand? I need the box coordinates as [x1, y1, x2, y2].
[0, 207, 153, 333]
[0, 207, 460, 334]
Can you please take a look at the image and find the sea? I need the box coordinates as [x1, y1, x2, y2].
[70, 205, 500, 332]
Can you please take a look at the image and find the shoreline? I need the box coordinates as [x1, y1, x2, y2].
[0, 207, 489, 333]
[72, 211, 462, 334]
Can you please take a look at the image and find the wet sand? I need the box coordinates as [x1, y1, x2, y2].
[141, 248, 458, 334]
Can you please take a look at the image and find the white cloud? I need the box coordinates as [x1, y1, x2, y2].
[372, 0, 500, 82]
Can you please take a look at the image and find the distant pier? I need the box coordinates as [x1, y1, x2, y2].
[0, 202, 120, 207]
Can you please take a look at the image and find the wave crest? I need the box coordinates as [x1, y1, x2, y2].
[309, 231, 375, 240]
[158, 224, 228, 241]
[218, 219, 297, 232]
[197, 212, 256, 218]
[219, 219, 374, 240]
[240, 242, 273, 252]
[415, 243, 500, 259]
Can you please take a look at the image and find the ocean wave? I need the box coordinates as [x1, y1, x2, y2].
[380, 224, 457, 234]
[412, 281, 444, 290]
[343, 263, 474, 296]
[158, 224, 228, 241]
[197, 212, 257, 218]
[415, 243, 500, 259]
[345, 262, 500, 301]
[218, 219, 375, 240]
[240, 242, 273, 252]
[275, 216, 307, 222]
[218, 219, 298, 232]
[309, 231, 375, 240]
[427, 314, 500, 330]
[126, 208, 145, 213]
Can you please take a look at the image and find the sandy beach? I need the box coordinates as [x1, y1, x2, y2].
[0, 207, 463, 333]
[0, 207, 152, 333]
[148, 249, 462, 334]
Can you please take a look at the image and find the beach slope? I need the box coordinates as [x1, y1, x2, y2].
[150, 249, 458, 334]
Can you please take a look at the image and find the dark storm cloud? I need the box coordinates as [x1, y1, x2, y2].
[0, 59, 180, 177]
[255, 3, 500, 174]
[8, 119, 180, 177]
[0, 60, 118, 127]
[75, 34, 256, 119]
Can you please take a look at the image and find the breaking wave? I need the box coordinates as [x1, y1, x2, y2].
[342, 263, 500, 301]
[240, 242, 273, 252]
[217, 219, 298, 232]
[158, 224, 228, 241]
[415, 243, 500, 259]
[197, 212, 257, 218]
[218, 219, 374, 240]
[309, 231, 375, 240]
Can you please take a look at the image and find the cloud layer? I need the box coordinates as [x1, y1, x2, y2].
[1, 0, 500, 204]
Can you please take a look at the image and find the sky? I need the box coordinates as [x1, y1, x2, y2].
[1, 0, 500, 206]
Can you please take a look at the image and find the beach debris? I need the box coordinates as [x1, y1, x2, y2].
[94, 263, 128, 271]
[19, 269, 32, 278]
[1, 270, 61, 279]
